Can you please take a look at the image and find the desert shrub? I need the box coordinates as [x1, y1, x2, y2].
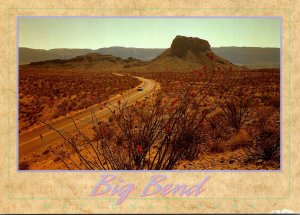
[246, 107, 280, 162]
[254, 108, 280, 160]
[257, 129, 280, 160]
[218, 88, 254, 130]
[256, 107, 274, 134]
[181, 130, 203, 161]
[207, 114, 227, 153]
[207, 111, 228, 136]
[226, 128, 251, 151]
[246, 128, 280, 162]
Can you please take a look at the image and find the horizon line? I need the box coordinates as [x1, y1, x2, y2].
[19, 45, 281, 50]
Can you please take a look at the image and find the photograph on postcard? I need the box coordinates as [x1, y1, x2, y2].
[18, 17, 281, 170]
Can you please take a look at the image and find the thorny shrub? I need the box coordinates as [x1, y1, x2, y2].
[215, 64, 255, 131]
[246, 107, 280, 161]
[218, 88, 254, 131]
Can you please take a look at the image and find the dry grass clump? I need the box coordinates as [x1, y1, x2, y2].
[226, 128, 251, 151]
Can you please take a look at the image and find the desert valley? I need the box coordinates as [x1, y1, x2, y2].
[19, 35, 280, 170]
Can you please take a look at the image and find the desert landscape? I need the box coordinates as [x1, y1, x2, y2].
[19, 34, 280, 170]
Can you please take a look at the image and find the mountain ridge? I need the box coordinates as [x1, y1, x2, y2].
[19, 45, 280, 69]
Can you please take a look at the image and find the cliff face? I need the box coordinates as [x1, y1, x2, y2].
[169, 35, 212, 58]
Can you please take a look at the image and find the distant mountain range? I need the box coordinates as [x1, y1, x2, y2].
[19, 48, 93, 65]
[211, 47, 280, 69]
[19, 45, 280, 69]
[19, 47, 165, 65]
[95, 47, 166, 61]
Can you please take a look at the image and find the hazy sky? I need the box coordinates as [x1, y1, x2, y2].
[18, 17, 281, 49]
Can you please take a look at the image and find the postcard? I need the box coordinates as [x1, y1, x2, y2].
[0, 0, 299, 213]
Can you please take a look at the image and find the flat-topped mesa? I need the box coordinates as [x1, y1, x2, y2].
[170, 35, 212, 58]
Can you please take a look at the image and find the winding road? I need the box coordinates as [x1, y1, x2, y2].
[19, 75, 159, 159]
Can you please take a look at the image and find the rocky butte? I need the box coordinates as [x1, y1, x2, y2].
[148, 35, 236, 72]
[170, 35, 212, 58]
